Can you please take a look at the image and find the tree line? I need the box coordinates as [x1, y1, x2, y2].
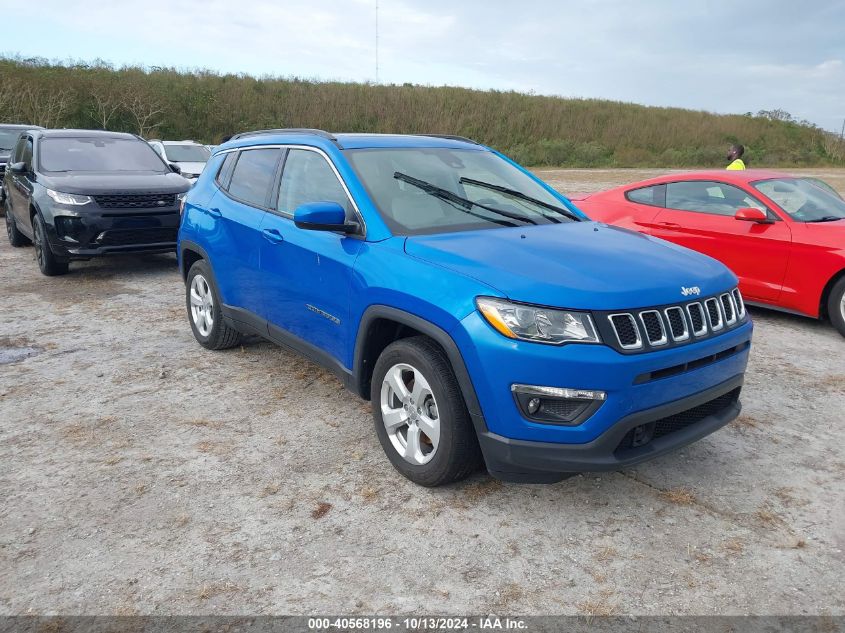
[1, 56, 843, 167]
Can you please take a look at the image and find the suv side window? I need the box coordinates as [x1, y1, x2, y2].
[277, 149, 350, 216]
[626, 184, 665, 207]
[226, 148, 282, 208]
[666, 180, 766, 217]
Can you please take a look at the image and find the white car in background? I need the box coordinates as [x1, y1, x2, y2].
[147, 140, 210, 181]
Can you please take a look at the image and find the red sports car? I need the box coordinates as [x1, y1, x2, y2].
[576, 170, 845, 337]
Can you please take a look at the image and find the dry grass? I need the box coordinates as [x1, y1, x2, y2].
[594, 546, 618, 563]
[578, 590, 618, 620]
[462, 479, 503, 502]
[722, 538, 745, 556]
[173, 514, 190, 528]
[660, 487, 697, 505]
[311, 502, 333, 519]
[359, 486, 379, 503]
[261, 482, 282, 497]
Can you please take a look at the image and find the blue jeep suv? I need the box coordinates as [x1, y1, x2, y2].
[178, 129, 752, 486]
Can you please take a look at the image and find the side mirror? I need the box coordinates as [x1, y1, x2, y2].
[9, 162, 27, 174]
[169, 163, 182, 174]
[735, 207, 770, 223]
[294, 202, 358, 234]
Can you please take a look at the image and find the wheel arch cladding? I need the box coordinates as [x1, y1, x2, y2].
[353, 305, 487, 434]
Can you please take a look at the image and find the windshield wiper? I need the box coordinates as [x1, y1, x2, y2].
[806, 215, 844, 223]
[459, 177, 581, 222]
[393, 172, 536, 226]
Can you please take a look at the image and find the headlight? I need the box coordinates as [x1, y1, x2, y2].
[46, 189, 92, 206]
[476, 297, 600, 345]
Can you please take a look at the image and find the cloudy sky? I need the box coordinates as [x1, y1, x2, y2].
[5, 0, 844, 131]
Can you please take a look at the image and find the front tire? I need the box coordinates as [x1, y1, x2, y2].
[371, 336, 482, 486]
[32, 213, 68, 276]
[5, 206, 30, 247]
[828, 276, 845, 338]
[186, 260, 242, 350]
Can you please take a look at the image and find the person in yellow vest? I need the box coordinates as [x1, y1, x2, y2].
[726, 144, 746, 170]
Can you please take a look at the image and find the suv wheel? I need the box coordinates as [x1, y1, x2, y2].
[828, 276, 845, 338]
[186, 260, 242, 350]
[32, 213, 69, 276]
[5, 206, 31, 247]
[371, 336, 482, 486]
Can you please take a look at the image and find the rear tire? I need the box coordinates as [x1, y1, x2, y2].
[186, 260, 242, 350]
[32, 213, 68, 276]
[5, 206, 30, 247]
[371, 336, 482, 486]
[827, 276, 845, 338]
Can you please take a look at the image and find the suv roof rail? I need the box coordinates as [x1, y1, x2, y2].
[231, 128, 339, 143]
[418, 134, 480, 145]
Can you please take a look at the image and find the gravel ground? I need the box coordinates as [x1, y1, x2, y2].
[0, 169, 843, 616]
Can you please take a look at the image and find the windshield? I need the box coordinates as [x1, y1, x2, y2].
[753, 178, 845, 222]
[346, 148, 578, 235]
[40, 137, 169, 173]
[164, 144, 211, 163]
[0, 129, 23, 152]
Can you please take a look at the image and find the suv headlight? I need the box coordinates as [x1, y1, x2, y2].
[476, 297, 600, 345]
[46, 189, 92, 206]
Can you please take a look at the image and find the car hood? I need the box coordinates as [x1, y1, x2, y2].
[42, 172, 191, 195]
[404, 222, 737, 310]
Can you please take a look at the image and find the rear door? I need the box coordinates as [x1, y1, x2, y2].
[259, 147, 364, 367]
[652, 180, 792, 302]
[208, 147, 282, 316]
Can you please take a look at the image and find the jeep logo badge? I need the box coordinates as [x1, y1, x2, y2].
[681, 286, 701, 297]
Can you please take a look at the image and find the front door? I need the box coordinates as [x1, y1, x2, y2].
[652, 180, 792, 302]
[259, 148, 364, 368]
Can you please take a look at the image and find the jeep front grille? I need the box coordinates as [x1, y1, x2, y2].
[601, 288, 746, 354]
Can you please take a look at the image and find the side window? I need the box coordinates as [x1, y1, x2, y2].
[626, 184, 665, 207]
[277, 149, 350, 216]
[226, 148, 282, 208]
[666, 181, 765, 217]
[216, 152, 237, 189]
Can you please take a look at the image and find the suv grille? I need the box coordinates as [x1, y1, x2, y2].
[94, 193, 177, 209]
[96, 227, 177, 246]
[601, 289, 746, 353]
[616, 387, 741, 453]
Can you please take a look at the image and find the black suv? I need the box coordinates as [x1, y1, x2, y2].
[3, 129, 191, 275]
[0, 124, 43, 210]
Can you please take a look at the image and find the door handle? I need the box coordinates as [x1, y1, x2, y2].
[657, 221, 681, 229]
[206, 207, 222, 218]
[262, 228, 285, 244]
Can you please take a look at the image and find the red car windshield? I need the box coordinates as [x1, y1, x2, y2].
[753, 178, 845, 223]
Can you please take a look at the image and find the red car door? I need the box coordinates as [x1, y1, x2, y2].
[650, 180, 792, 302]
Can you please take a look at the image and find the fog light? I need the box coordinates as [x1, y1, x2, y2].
[512, 384, 606, 426]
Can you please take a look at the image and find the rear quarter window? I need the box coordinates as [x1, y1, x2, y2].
[625, 184, 666, 207]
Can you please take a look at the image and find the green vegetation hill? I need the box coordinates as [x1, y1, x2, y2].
[1, 57, 842, 167]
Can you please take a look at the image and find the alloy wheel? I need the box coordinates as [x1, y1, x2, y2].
[380, 363, 441, 465]
[189, 274, 215, 337]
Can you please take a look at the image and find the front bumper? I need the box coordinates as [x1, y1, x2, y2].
[454, 310, 752, 481]
[479, 375, 743, 482]
[44, 207, 180, 258]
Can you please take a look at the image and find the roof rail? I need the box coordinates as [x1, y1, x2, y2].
[418, 134, 480, 145]
[231, 128, 340, 145]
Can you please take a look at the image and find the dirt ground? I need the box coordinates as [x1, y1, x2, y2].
[0, 169, 843, 616]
